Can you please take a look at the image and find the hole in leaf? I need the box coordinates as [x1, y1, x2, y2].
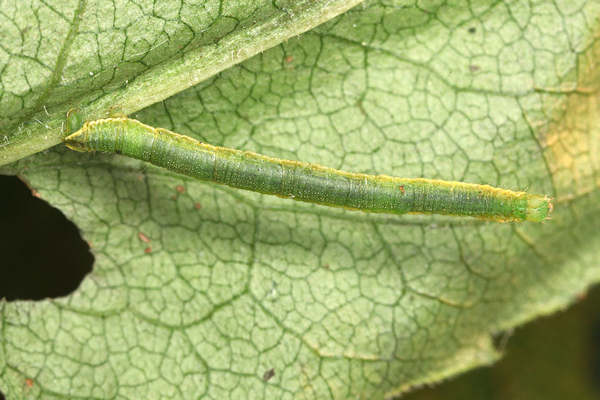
[0, 175, 93, 301]
[0, 388, 5, 400]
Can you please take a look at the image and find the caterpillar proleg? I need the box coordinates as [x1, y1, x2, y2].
[64, 116, 552, 222]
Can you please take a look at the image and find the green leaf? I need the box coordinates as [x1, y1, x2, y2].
[1, 1, 600, 399]
[0, 0, 362, 166]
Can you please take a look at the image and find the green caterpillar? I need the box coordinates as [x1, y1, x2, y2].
[64, 115, 553, 222]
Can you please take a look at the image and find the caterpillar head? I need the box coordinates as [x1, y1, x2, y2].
[66, 109, 84, 134]
[64, 109, 93, 152]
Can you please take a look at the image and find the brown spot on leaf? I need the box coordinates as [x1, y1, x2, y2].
[25, 378, 33, 388]
[285, 55, 293, 63]
[138, 232, 151, 243]
[144, 247, 152, 254]
[194, 202, 202, 210]
[398, 185, 405, 194]
[176, 185, 185, 194]
[356, 99, 366, 116]
[263, 368, 275, 381]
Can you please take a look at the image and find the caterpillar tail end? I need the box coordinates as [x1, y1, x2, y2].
[526, 195, 553, 222]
